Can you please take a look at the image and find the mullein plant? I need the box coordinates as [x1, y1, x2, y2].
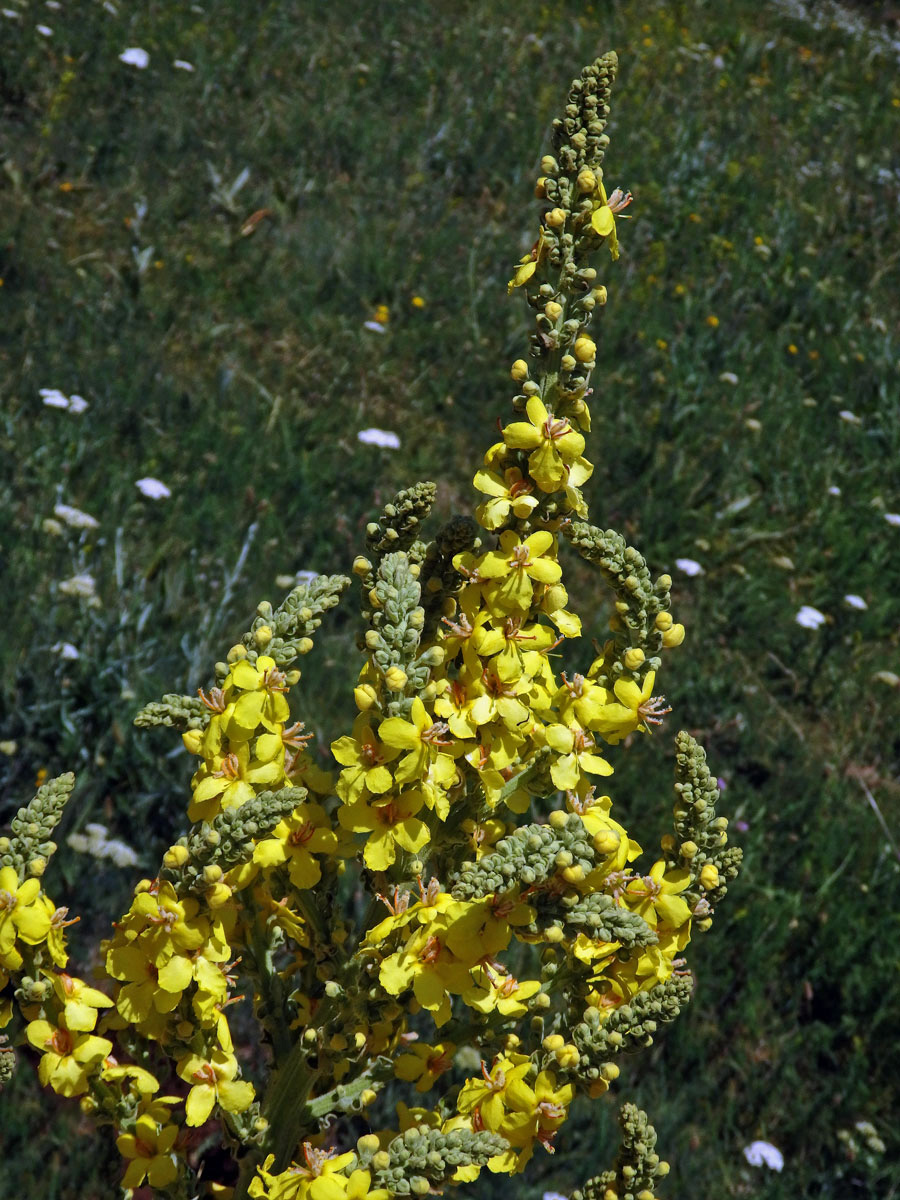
[0, 53, 740, 1200]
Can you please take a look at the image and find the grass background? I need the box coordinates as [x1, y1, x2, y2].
[2, 0, 899, 1195]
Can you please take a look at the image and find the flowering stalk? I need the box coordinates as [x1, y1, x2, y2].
[1, 53, 740, 1200]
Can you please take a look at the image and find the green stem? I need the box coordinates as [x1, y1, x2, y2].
[232, 997, 335, 1200]
[243, 890, 293, 1067]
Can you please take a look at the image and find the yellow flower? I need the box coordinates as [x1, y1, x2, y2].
[474, 530, 562, 617]
[378, 698, 461, 786]
[116, 1111, 179, 1189]
[177, 1047, 254, 1125]
[253, 802, 338, 889]
[25, 1017, 112, 1096]
[624, 860, 692, 930]
[473, 465, 539, 530]
[507, 230, 548, 293]
[592, 670, 672, 744]
[394, 1040, 456, 1092]
[589, 179, 632, 260]
[0, 865, 52, 968]
[545, 724, 613, 790]
[379, 922, 472, 1027]
[337, 789, 430, 871]
[190, 737, 286, 822]
[472, 614, 556, 683]
[331, 715, 400, 802]
[49, 971, 113, 1031]
[502, 397, 587, 493]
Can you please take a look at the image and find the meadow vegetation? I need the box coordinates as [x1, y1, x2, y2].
[1, 0, 899, 1196]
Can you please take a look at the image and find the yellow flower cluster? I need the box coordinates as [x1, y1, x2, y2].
[0, 53, 737, 1200]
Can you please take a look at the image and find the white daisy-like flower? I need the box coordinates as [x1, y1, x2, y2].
[743, 1141, 784, 1171]
[58, 573, 97, 599]
[173, 59, 194, 71]
[795, 605, 826, 630]
[52, 641, 81, 660]
[884, 513, 900, 527]
[358, 427, 400, 449]
[40, 388, 69, 408]
[53, 503, 99, 530]
[67, 394, 89, 414]
[675, 557, 704, 577]
[135, 477, 172, 499]
[844, 594, 867, 610]
[119, 47, 149, 68]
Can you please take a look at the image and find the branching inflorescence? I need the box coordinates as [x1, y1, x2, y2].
[0, 53, 740, 1199]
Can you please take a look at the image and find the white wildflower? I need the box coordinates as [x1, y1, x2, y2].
[173, 59, 194, 71]
[844, 594, 867, 610]
[53, 503, 99, 530]
[68, 823, 138, 867]
[827, 485, 841, 496]
[0, 740, 18, 755]
[795, 605, 826, 630]
[719, 371, 739, 385]
[838, 410, 860, 424]
[40, 388, 69, 409]
[67, 394, 88, 414]
[743, 1141, 784, 1171]
[52, 642, 80, 660]
[37, 23, 52, 35]
[135, 477, 172, 499]
[363, 320, 386, 333]
[358, 428, 400, 449]
[675, 557, 704, 577]
[58, 573, 96, 600]
[884, 513, 900, 527]
[119, 47, 149, 68]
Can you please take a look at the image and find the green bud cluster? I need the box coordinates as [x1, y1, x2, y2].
[418, 515, 480, 639]
[529, 891, 657, 949]
[564, 522, 672, 682]
[451, 813, 596, 899]
[365, 482, 436, 557]
[669, 732, 742, 920]
[0, 772, 74, 879]
[166, 788, 305, 892]
[134, 693, 209, 731]
[0, 1036, 15, 1089]
[363, 551, 444, 718]
[551, 52, 618, 178]
[572, 976, 693, 1062]
[572, 1103, 670, 1200]
[370, 1125, 509, 1194]
[224, 574, 350, 677]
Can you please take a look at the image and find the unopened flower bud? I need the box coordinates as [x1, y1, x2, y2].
[364, 630, 381, 651]
[510, 359, 529, 382]
[548, 810, 569, 830]
[202, 864, 223, 884]
[372, 1151, 391, 1172]
[358, 1134, 381, 1156]
[352, 555, 372, 577]
[593, 285, 608, 305]
[654, 611, 674, 631]
[699, 863, 720, 890]
[561, 864, 584, 884]
[384, 666, 408, 691]
[623, 647, 645, 670]
[663, 623, 685, 648]
[540, 155, 558, 175]
[534, 176, 548, 199]
[26, 856, 47, 877]
[354, 684, 378, 711]
[163, 844, 190, 869]
[254, 625, 273, 649]
[360, 1088, 377, 1107]
[545, 207, 567, 228]
[544, 301, 563, 320]
[227, 644, 248, 663]
[205, 881, 233, 908]
[543, 1033, 564, 1052]
[681, 841, 698, 859]
[574, 336, 596, 362]
[576, 167, 597, 192]
[593, 830, 620, 856]
[182, 729, 203, 755]
[560, 354, 577, 372]
[297, 637, 314, 655]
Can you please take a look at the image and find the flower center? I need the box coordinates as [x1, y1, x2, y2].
[288, 820, 316, 847]
[421, 720, 452, 746]
[543, 416, 572, 443]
